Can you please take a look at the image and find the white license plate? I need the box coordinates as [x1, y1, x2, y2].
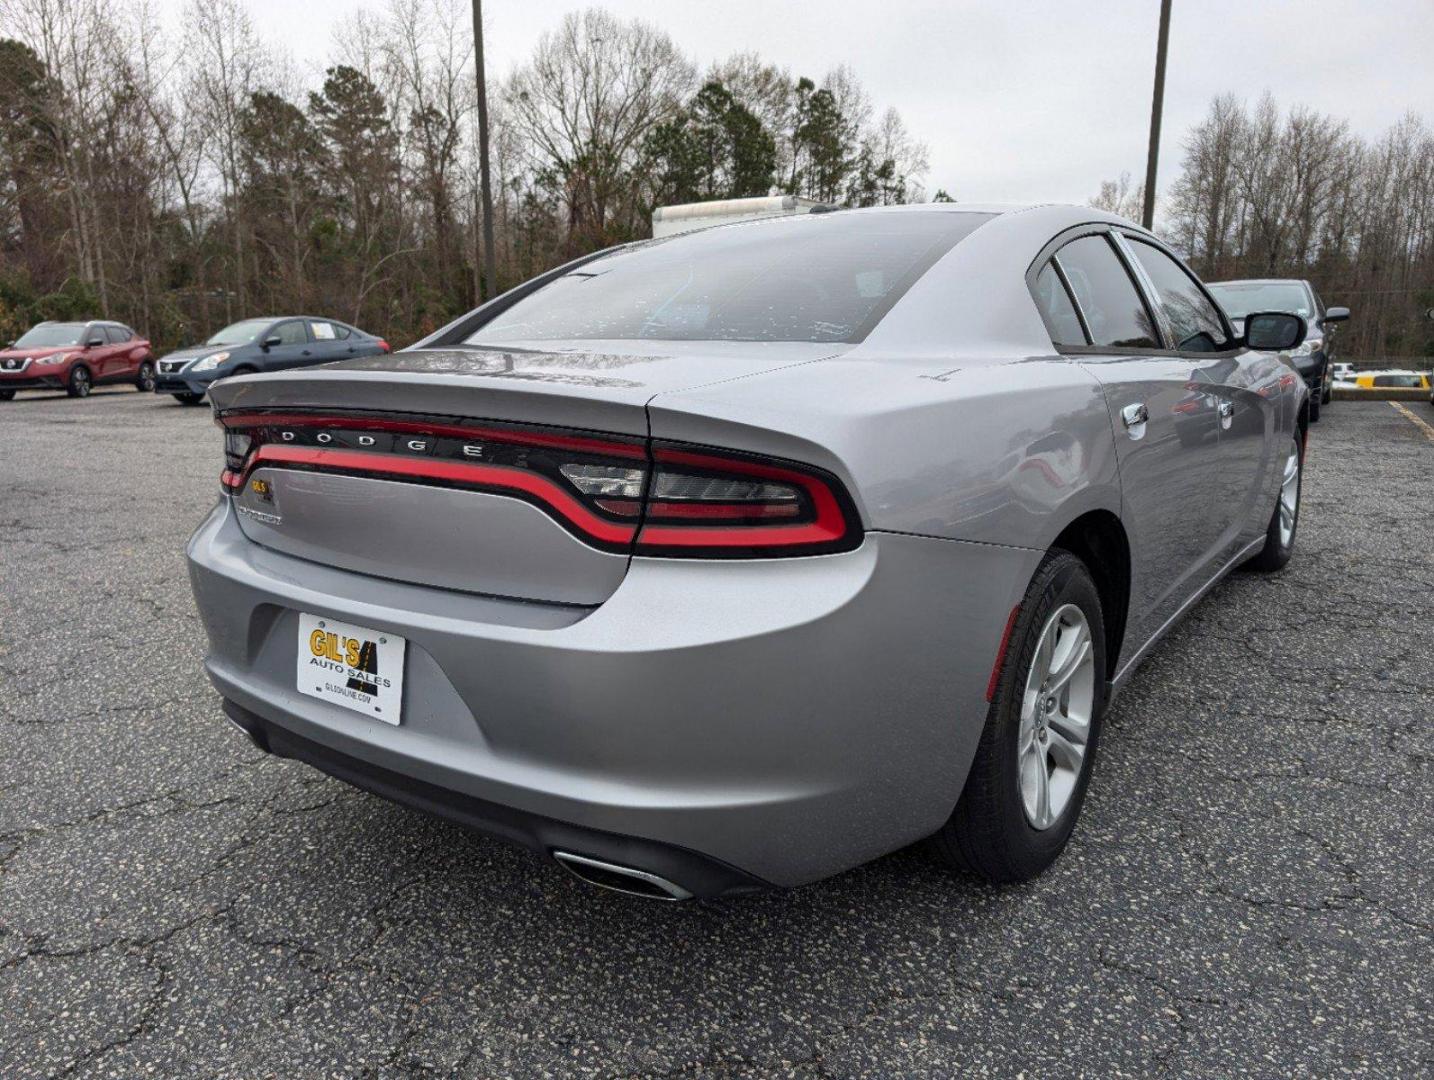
[297, 613, 406, 725]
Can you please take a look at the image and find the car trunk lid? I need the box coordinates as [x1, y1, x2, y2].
[210, 342, 841, 605]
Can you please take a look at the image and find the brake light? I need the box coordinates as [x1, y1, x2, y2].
[635, 445, 857, 556]
[376, 339, 391, 353]
[217, 411, 860, 558]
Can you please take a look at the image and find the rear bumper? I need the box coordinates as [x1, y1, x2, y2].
[187, 499, 1038, 890]
[223, 698, 766, 897]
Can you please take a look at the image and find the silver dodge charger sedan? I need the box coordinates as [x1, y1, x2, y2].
[188, 204, 1309, 899]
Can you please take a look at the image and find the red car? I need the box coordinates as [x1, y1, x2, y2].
[0, 320, 155, 399]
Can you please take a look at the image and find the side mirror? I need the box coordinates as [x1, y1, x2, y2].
[262, 335, 282, 350]
[1244, 311, 1306, 352]
[1323, 306, 1350, 324]
[87, 336, 105, 348]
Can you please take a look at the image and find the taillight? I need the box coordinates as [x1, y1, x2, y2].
[634, 444, 858, 557]
[376, 339, 391, 353]
[217, 411, 860, 558]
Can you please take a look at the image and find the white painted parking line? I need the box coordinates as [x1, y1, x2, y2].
[1390, 401, 1434, 443]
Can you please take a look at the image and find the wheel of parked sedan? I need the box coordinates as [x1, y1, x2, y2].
[135, 360, 156, 392]
[66, 365, 92, 398]
[173, 392, 205, 405]
[1244, 434, 1302, 573]
[1308, 394, 1321, 422]
[930, 550, 1106, 882]
[0, 389, 14, 401]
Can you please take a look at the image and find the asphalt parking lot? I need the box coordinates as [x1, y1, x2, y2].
[1, 389, 1431, 1078]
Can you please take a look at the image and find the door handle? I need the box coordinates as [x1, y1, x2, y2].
[1218, 401, 1235, 428]
[1121, 403, 1148, 428]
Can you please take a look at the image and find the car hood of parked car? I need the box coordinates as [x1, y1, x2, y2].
[161, 344, 238, 362]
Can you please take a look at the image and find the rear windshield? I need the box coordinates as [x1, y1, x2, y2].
[15, 324, 85, 347]
[1206, 282, 1312, 320]
[468, 211, 993, 345]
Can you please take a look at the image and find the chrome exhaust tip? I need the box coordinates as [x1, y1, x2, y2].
[552, 851, 693, 901]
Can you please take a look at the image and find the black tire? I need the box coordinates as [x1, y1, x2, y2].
[929, 550, 1107, 883]
[172, 392, 206, 406]
[229, 365, 257, 376]
[1245, 433, 1303, 573]
[1308, 393, 1321, 423]
[0, 389, 14, 401]
[1320, 379, 1331, 405]
[66, 365, 92, 398]
[135, 360, 156, 392]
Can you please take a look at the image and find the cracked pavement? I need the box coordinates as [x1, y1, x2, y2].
[1, 389, 1431, 1078]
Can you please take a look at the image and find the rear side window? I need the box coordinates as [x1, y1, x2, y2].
[467, 211, 994, 345]
[1053, 235, 1160, 349]
[1125, 239, 1231, 352]
[310, 320, 337, 340]
[1033, 262, 1087, 347]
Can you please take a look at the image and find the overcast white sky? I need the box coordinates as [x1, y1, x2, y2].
[168, 0, 1434, 207]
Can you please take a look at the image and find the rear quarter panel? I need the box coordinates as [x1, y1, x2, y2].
[647, 353, 1122, 553]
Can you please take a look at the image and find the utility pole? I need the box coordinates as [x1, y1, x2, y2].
[1142, 0, 1173, 229]
[472, 0, 497, 301]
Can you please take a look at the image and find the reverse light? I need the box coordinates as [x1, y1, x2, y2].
[216, 411, 861, 558]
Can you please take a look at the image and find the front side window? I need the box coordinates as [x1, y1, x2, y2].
[1052, 235, 1160, 349]
[272, 320, 308, 346]
[104, 325, 130, 343]
[1126, 239, 1231, 352]
[467, 212, 994, 345]
[1032, 262, 1087, 347]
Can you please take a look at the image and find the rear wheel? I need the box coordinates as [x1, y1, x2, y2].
[67, 366, 92, 398]
[1308, 393, 1321, 422]
[1244, 434, 1302, 573]
[135, 360, 156, 392]
[172, 392, 205, 406]
[929, 550, 1106, 882]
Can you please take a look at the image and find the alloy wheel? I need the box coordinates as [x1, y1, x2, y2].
[1018, 603, 1096, 830]
[1278, 444, 1300, 549]
[71, 368, 90, 397]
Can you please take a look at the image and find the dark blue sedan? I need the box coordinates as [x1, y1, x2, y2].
[154, 316, 390, 404]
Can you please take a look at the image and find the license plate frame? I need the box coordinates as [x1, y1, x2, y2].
[296, 613, 406, 725]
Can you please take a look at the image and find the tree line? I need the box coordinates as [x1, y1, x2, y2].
[0, 0, 931, 350]
[1095, 94, 1434, 362]
[3, 0, 1430, 362]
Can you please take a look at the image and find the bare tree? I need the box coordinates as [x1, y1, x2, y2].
[505, 8, 694, 251]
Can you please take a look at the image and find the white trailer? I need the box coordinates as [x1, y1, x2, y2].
[651, 195, 829, 239]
